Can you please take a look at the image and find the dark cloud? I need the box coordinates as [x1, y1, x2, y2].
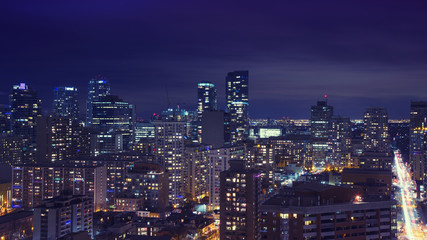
[1, 0, 427, 119]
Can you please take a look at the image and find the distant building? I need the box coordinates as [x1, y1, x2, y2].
[220, 160, 261, 240]
[12, 164, 107, 211]
[226, 71, 249, 143]
[0, 135, 23, 165]
[53, 86, 79, 121]
[9, 83, 42, 163]
[134, 121, 155, 143]
[358, 151, 393, 170]
[33, 195, 93, 239]
[310, 100, 333, 169]
[86, 75, 110, 126]
[0, 104, 12, 135]
[36, 115, 89, 163]
[197, 82, 217, 142]
[260, 182, 396, 239]
[329, 116, 352, 167]
[92, 95, 136, 154]
[363, 107, 390, 153]
[124, 162, 169, 212]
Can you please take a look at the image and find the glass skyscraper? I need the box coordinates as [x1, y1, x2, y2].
[53, 86, 79, 121]
[225, 71, 249, 143]
[86, 75, 110, 126]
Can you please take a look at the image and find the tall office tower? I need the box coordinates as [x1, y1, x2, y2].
[310, 100, 333, 169]
[329, 116, 352, 167]
[409, 101, 427, 186]
[9, 83, 42, 141]
[11, 164, 107, 210]
[53, 86, 79, 121]
[220, 160, 261, 240]
[9, 83, 42, 163]
[154, 120, 186, 207]
[197, 82, 217, 142]
[184, 145, 210, 201]
[207, 145, 245, 210]
[92, 95, 136, 154]
[86, 75, 110, 126]
[36, 115, 88, 163]
[226, 71, 249, 143]
[260, 182, 396, 240]
[33, 195, 93, 239]
[0, 104, 12, 134]
[363, 107, 390, 152]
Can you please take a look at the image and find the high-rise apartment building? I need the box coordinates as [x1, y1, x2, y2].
[33, 195, 93, 239]
[12, 164, 107, 211]
[197, 82, 217, 142]
[207, 145, 245, 210]
[184, 145, 210, 201]
[154, 121, 186, 207]
[220, 160, 261, 240]
[86, 75, 110, 126]
[363, 107, 390, 153]
[226, 71, 249, 143]
[329, 116, 352, 167]
[310, 100, 333, 169]
[53, 86, 79, 121]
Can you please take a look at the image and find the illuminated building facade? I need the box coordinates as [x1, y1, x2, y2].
[246, 141, 275, 193]
[9, 83, 42, 163]
[36, 115, 89, 163]
[53, 86, 79, 121]
[11, 164, 107, 210]
[124, 162, 168, 212]
[92, 95, 136, 154]
[154, 121, 186, 206]
[0, 104, 12, 134]
[184, 145, 210, 201]
[363, 107, 390, 153]
[329, 116, 352, 167]
[207, 145, 245, 210]
[33, 195, 93, 239]
[0, 135, 23, 165]
[197, 82, 217, 142]
[310, 100, 333, 169]
[220, 160, 261, 240]
[226, 71, 249, 143]
[86, 75, 110, 126]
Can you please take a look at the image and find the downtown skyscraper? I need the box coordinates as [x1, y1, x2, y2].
[197, 82, 217, 142]
[86, 75, 110, 126]
[225, 71, 249, 143]
[52, 86, 79, 121]
[310, 99, 333, 169]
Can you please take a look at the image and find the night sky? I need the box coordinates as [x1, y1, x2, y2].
[2, 1, 427, 119]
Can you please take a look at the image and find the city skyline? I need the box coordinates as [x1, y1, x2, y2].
[2, 1, 427, 119]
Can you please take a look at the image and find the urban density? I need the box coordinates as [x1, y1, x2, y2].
[2, 1, 427, 240]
